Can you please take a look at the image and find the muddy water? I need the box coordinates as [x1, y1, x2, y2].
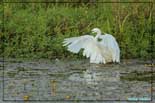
[0, 58, 154, 102]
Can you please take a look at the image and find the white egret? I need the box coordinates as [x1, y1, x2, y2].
[63, 28, 120, 64]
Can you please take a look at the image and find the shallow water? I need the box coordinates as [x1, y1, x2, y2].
[0, 58, 154, 102]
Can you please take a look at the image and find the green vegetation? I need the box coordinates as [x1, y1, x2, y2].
[0, 1, 154, 60]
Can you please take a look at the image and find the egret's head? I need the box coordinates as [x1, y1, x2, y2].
[91, 28, 101, 35]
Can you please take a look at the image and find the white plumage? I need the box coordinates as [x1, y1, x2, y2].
[63, 28, 120, 64]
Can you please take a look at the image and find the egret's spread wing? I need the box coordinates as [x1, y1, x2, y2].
[99, 34, 120, 62]
[63, 35, 105, 64]
[63, 35, 92, 53]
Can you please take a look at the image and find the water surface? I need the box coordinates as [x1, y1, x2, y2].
[0, 58, 154, 101]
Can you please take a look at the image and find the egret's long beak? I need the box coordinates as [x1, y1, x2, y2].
[83, 32, 91, 35]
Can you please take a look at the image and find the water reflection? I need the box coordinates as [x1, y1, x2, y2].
[83, 69, 120, 85]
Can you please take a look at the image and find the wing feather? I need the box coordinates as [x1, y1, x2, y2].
[99, 34, 120, 62]
[63, 35, 106, 64]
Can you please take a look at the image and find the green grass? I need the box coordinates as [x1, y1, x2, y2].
[0, 1, 154, 60]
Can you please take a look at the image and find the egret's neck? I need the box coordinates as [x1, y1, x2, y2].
[95, 31, 101, 40]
